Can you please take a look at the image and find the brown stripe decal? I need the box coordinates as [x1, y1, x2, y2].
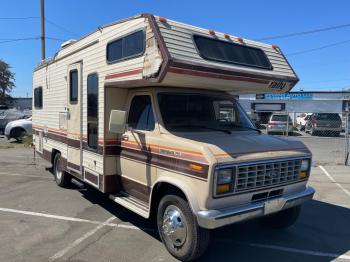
[105, 69, 143, 80]
[85, 171, 98, 185]
[118, 176, 151, 203]
[168, 66, 269, 84]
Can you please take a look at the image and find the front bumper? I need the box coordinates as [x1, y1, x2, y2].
[196, 186, 315, 229]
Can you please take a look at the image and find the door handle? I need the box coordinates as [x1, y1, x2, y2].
[121, 134, 129, 141]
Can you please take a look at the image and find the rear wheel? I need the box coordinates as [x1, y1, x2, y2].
[259, 206, 301, 229]
[157, 194, 210, 261]
[53, 153, 71, 187]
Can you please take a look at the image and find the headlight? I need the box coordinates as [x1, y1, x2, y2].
[301, 159, 309, 171]
[217, 168, 232, 184]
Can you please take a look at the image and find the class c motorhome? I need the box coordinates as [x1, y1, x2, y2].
[33, 14, 315, 261]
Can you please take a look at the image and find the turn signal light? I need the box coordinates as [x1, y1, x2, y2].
[299, 171, 307, 179]
[217, 184, 230, 194]
[190, 163, 203, 171]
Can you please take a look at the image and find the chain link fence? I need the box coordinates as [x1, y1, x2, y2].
[248, 111, 350, 166]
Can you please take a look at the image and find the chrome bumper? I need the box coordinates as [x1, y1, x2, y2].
[196, 186, 315, 229]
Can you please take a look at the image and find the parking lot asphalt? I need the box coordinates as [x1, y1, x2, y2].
[0, 137, 350, 262]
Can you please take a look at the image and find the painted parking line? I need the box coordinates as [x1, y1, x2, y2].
[49, 216, 116, 261]
[0, 172, 51, 179]
[0, 207, 148, 231]
[318, 165, 350, 198]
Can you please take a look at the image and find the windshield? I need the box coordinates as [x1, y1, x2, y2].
[271, 115, 292, 122]
[158, 93, 255, 133]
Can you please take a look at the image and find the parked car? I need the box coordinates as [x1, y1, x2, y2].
[0, 108, 27, 133]
[296, 113, 311, 131]
[305, 113, 342, 136]
[4, 117, 32, 141]
[267, 114, 293, 135]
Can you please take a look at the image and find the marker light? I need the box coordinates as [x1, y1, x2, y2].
[159, 17, 167, 23]
[237, 37, 244, 43]
[190, 163, 203, 172]
[209, 30, 216, 36]
[224, 34, 230, 39]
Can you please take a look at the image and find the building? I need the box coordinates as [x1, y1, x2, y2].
[12, 97, 32, 110]
[239, 91, 350, 124]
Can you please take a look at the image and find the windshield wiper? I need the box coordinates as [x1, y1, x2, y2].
[222, 123, 261, 134]
[173, 124, 231, 134]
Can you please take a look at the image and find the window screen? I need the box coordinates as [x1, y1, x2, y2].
[193, 35, 272, 70]
[34, 87, 43, 108]
[107, 30, 145, 63]
[69, 69, 78, 102]
[87, 73, 98, 149]
[128, 95, 155, 131]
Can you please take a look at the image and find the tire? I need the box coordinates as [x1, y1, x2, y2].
[11, 127, 26, 142]
[157, 194, 210, 261]
[259, 206, 301, 229]
[53, 153, 71, 187]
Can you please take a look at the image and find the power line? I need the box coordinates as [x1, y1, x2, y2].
[45, 18, 79, 37]
[256, 22, 350, 41]
[0, 36, 66, 44]
[0, 16, 39, 20]
[286, 39, 350, 56]
[302, 78, 350, 85]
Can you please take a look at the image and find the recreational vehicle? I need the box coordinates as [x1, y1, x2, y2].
[33, 14, 314, 261]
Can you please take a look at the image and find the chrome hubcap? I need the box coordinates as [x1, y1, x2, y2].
[55, 157, 62, 180]
[162, 205, 187, 247]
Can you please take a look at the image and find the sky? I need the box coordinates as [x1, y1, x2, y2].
[1, 0, 350, 97]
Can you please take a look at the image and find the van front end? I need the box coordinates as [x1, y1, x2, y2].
[197, 156, 315, 229]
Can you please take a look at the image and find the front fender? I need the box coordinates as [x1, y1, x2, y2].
[151, 174, 201, 213]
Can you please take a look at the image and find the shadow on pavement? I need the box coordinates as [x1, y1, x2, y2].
[77, 187, 350, 262]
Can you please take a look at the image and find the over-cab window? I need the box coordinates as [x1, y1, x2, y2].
[193, 35, 272, 70]
[107, 30, 145, 63]
[69, 69, 78, 103]
[34, 87, 43, 108]
[128, 95, 155, 131]
[87, 73, 98, 149]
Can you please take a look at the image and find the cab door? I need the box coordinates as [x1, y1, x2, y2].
[118, 93, 158, 203]
[67, 63, 82, 173]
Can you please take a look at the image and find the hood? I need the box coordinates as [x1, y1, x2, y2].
[6, 118, 32, 126]
[173, 131, 309, 162]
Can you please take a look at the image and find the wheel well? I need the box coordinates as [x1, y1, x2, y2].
[51, 149, 60, 166]
[10, 127, 25, 137]
[149, 182, 187, 221]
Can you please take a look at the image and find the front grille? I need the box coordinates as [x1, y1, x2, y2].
[234, 159, 302, 192]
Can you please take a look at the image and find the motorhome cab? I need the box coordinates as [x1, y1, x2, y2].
[33, 14, 315, 261]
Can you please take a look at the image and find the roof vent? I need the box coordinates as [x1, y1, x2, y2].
[61, 39, 77, 49]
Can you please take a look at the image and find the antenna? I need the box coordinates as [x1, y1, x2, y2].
[40, 0, 46, 60]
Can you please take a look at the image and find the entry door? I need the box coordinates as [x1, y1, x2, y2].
[67, 63, 82, 173]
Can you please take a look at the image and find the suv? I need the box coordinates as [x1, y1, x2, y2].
[267, 114, 293, 135]
[305, 113, 342, 136]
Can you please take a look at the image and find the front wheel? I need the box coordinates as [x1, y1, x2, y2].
[259, 205, 301, 229]
[157, 194, 210, 261]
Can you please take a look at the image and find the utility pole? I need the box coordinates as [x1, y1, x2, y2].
[40, 0, 45, 61]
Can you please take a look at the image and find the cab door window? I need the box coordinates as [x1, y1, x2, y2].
[128, 95, 155, 131]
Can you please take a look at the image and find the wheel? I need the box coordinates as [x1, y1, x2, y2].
[53, 153, 71, 187]
[11, 127, 26, 142]
[259, 206, 301, 229]
[157, 194, 210, 261]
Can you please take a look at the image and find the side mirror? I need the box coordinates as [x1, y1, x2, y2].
[109, 110, 127, 134]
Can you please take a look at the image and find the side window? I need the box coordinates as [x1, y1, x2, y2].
[34, 87, 43, 109]
[106, 30, 145, 63]
[69, 69, 78, 103]
[128, 95, 155, 131]
[87, 73, 98, 149]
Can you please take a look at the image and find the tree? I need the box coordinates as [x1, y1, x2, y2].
[0, 59, 15, 105]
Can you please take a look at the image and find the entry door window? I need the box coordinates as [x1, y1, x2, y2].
[69, 69, 78, 103]
[128, 95, 155, 131]
[87, 73, 98, 149]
